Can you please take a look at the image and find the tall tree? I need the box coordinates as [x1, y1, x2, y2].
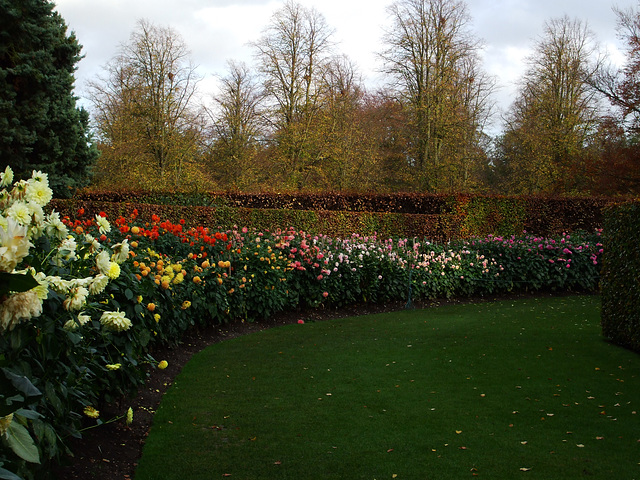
[583, 5, 640, 194]
[208, 60, 264, 189]
[88, 19, 205, 189]
[251, 0, 334, 189]
[590, 5, 640, 134]
[379, 0, 494, 192]
[499, 16, 601, 194]
[299, 55, 384, 191]
[0, 0, 99, 197]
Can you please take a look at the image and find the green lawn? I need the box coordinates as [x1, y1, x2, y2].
[135, 295, 640, 479]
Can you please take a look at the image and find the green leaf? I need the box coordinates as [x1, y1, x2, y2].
[125, 288, 134, 300]
[138, 328, 151, 348]
[0, 465, 23, 480]
[14, 408, 41, 421]
[6, 421, 40, 464]
[0, 272, 39, 297]
[0, 370, 41, 416]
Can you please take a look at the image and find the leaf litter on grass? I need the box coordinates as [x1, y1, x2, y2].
[135, 296, 640, 480]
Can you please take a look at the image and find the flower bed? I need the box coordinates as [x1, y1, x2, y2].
[0, 167, 603, 479]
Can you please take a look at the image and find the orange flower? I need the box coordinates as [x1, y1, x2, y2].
[131, 226, 140, 235]
[147, 303, 156, 312]
[193, 276, 202, 284]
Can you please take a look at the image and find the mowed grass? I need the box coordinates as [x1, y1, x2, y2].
[135, 296, 640, 479]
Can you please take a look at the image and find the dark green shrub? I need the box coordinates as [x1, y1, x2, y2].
[601, 201, 640, 352]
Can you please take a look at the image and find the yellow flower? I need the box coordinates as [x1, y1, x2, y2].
[106, 262, 121, 280]
[172, 272, 184, 284]
[126, 407, 133, 425]
[0, 413, 13, 437]
[181, 300, 191, 310]
[154, 313, 161, 322]
[158, 360, 168, 370]
[84, 406, 100, 418]
[106, 363, 121, 371]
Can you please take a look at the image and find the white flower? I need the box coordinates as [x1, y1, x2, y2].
[0, 217, 33, 272]
[63, 311, 91, 331]
[0, 166, 13, 188]
[62, 286, 89, 311]
[44, 212, 68, 240]
[30, 170, 48, 184]
[25, 270, 50, 300]
[89, 274, 109, 295]
[0, 290, 43, 332]
[25, 180, 53, 207]
[100, 310, 132, 332]
[84, 234, 101, 252]
[5, 201, 31, 226]
[56, 237, 78, 263]
[77, 311, 91, 326]
[96, 250, 111, 275]
[111, 239, 129, 264]
[95, 215, 111, 234]
[46, 275, 72, 294]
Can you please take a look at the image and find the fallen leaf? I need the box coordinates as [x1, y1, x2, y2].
[520, 441, 528, 445]
[520, 467, 531, 471]
[456, 430, 462, 434]
[274, 461, 282, 465]
[387, 448, 394, 453]
[577, 444, 585, 448]
[596, 436, 604, 440]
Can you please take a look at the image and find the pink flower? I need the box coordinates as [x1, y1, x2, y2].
[322, 291, 328, 298]
[317, 274, 323, 280]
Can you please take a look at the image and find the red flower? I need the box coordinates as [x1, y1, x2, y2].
[99, 211, 107, 218]
[77, 208, 85, 216]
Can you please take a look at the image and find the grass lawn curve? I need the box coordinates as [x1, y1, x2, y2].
[135, 295, 640, 479]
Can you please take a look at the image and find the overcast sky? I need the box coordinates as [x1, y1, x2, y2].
[54, 0, 635, 131]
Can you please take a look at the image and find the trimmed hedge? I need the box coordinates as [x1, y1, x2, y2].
[51, 193, 611, 241]
[601, 201, 640, 352]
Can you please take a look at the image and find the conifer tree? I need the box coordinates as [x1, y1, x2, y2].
[0, 0, 98, 197]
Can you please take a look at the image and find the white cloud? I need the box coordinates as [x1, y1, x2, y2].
[54, 0, 637, 128]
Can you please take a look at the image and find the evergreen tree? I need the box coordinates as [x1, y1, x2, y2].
[0, 0, 98, 197]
